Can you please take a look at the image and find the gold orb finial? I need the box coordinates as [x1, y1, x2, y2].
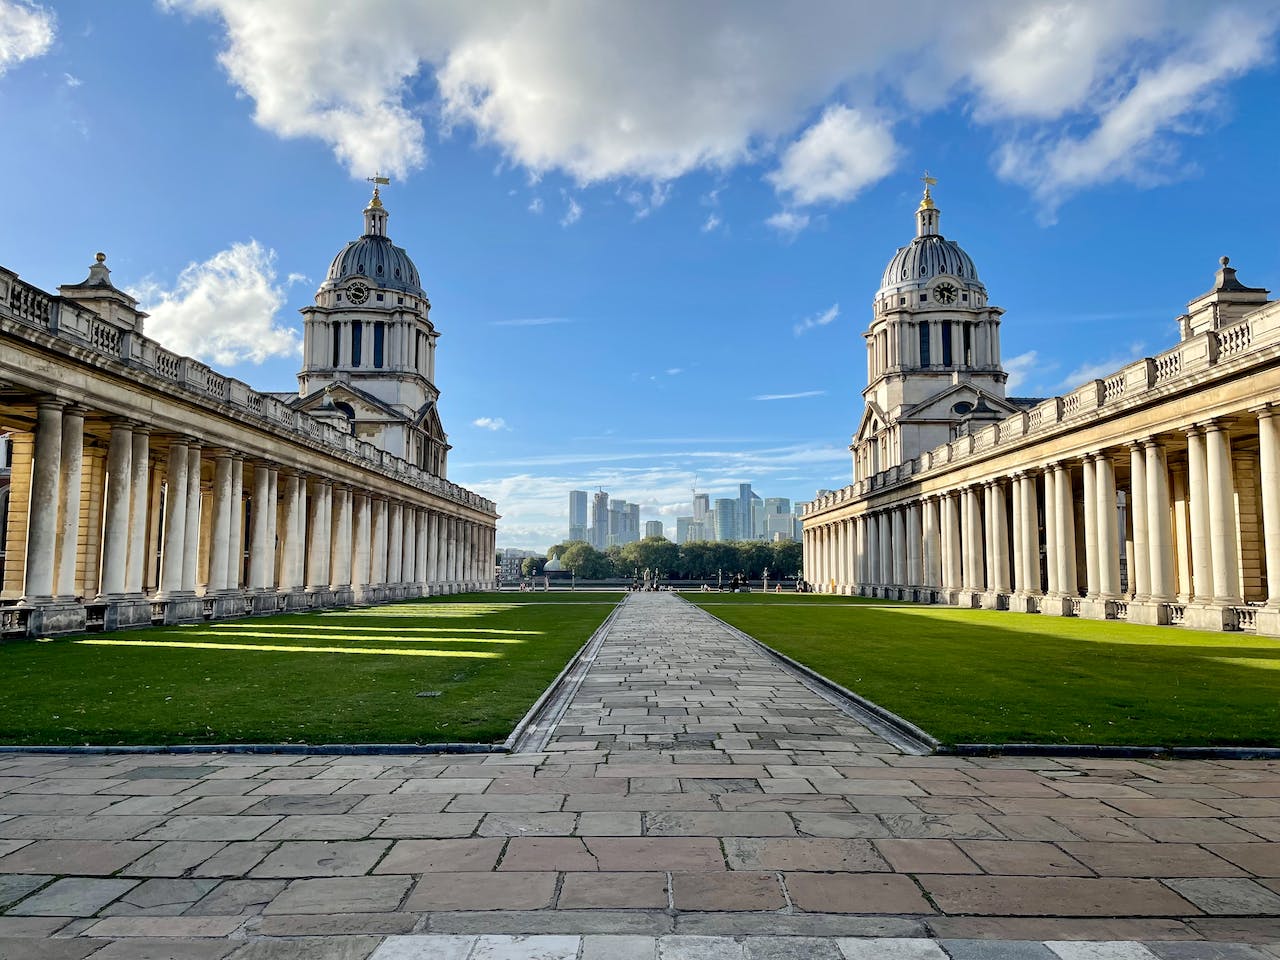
[95, 252, 106, 263]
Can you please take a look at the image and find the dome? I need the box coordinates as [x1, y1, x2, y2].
[323, 189, 424, 296]
[879, 235, 981, 295]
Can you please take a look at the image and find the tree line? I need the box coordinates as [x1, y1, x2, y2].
[519, 537, 804, 581]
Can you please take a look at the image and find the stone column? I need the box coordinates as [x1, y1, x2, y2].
[906, 502, 922, 590]
[24, 400, 63, 600]
[1096, 453, 1121, 601]
[890, 509, 905, 588]
[865, 513, 879, 587]
[1081, 456, 1099, 599]
[877, 513, 891, 592]
[1010, 475, 1024, 595]
[331, 486, 352, 591]
[1146, 440, 1175, 603]
[278, 474, 301, 591]
[99, 420, 133, 597]
[1024, 470, 1042, 596]
[1043, 466, 1060, 596]
[352, 493, 371, 598]
[1205, 419, 1242, 605]
[207, 454, 233, 593]
[249, 463, 271, 590]
[1055, 463, 1078, 600]
[945, 492, 963, 596]
[1127, 443, 1150, 601]
[1185, 426, 1213, 602]
[1258, 407, 1280, 609]
[54, 405, 86, 599]
[227, 456, 244, 590]
[125, 427, 151, 595]
[426, 511, 440, 590]
[180, 443, 202, 594]
[265, 467, 279, 589]
[404, 509, 418, 590]
[415, 509, 429, 586]
[159, 438, 189, 596]
[990, 480, 1011, 597]
[387, 503, 403, 584]
[306, 479, 332, 593]
[450, 517, 461, 584]
[961, 486, 980, 595]
[371, 499, 388, 587]
[920, 498, 935, 591]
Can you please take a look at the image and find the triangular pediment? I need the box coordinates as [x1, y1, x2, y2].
[900, 383, 1020, 422]
[414, 400, 449, 443]
[295, 383, 402, 421]
[853, 400, 889, 444]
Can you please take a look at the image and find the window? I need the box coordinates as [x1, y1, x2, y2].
[941, 322, 953, 367]
[962, 293, 969, 302]
[963, 323, 973, 366]
[920, 293, 928, 302]
[351, 321, 362, 367]
[918, 324, 930, 366]
[331, 323, 341, 366]
[373, 322, 385, 369]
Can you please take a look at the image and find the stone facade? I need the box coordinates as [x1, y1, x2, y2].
[0, 191, 498, 638]
[803, 184, 1280, 637]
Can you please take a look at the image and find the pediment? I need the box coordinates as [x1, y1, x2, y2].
[853, 400, 889, 444]
[414, 400, 448, 443]
[900, 384, 1021, 422]
[296, 383, 401, 421]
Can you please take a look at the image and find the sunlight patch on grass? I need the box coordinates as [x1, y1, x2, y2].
[75, 639, 501, 658]
[317, 604, 521, 618]
[1209, 657, 1280, 671]
[206, 624, 543, 635]
[180, 631, 524, 645]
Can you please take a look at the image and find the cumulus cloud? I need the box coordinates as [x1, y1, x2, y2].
[793, 303, 839, 337]
[473, 417, 509, 431]
[768, 105, 897, 206]
[560, 197, 582, 226]
[1057, 342, 1147, 392]
[0, 0, 55, 75]
[164, 1, 1276, 211]
[766, 210, 810, 237]
[1002, 350, 1040, 393]
[701, 213, 721, 233]
[132, 240, 302, 366]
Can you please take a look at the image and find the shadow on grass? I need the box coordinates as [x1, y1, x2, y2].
[694, 601, 1280, 748]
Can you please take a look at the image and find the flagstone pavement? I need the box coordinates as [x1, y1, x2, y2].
[0, 591, 1278, 959]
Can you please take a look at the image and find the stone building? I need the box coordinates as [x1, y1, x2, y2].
[802, 182, 1280, 638]
[0, 188, 498, 637]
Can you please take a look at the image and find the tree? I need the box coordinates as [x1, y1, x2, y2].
[520, 556, 545, 577]
[771, 540, 803, 578]
[560, 541, 612, 579]
[621, 537, 680, 576]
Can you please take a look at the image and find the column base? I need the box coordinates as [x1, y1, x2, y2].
[1128, 599, 1172, 626]
[16, 599, 86, 637]
[154, 594, 204, 625]
[1008, 593, 1042, 614]
[1181, 603, 1237, 632]
[1079, 597, 1118, 621]
[956, 590, 983, 609]
[251, 591, 282, 615]
[330, 587, 354, 608]
[304, 588, 334, 609]
[981, 591, 1009, 611]
[90, 595, 154, 631]
[1040, 595, 1078, 617]
[1254, 607, 1280, 637]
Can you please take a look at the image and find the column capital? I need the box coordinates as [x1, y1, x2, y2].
[107, 415, 141, 430]
[1249, 401, 1277, 419]
[34, 395, 67, 412]
[62, 403, 90, 418]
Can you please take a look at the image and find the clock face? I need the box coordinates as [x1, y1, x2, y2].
[347, 281, 370, 305]
[935, 282, 958, 304]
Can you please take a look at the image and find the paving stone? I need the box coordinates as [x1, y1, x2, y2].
[576, 812, 643, 835]
[124, 841, 227, 877]
[1146, 943, 1273, 959]
[873, 838, 981, 873]
[366, 935, 476, 959]
[784, 873, 932, 914]
[1058, 842, 1245, 878]
[742, 936, 843, 959]
[88, 938, 237, 959]
[919, 876, 1199, 917]
[0, 873, 52, 909]
[790, 814, 890, 838]
[0, 937, 108, 959]
[835, 939, 948, 959]
[142, 817, 282, 842]
[190, 842, 277, 877]
[671, 872, 785, 911]
[101, 878, 220, 915]
[1206, 843, 1280, 877]
[940, 940, 1059, 959]
[559, 872, 668, 909]
[8, 878, 139, 916]
[469, 934, 583, 959]
[402, 871, 556, 910]
[370, 814, 482, 838]
[658, 935, 747, 959]
[227, 936, 382, 959]
[83, 916, 246, 937]
[581, 934, 658, 960]
[373, 838, 504, 873]
[1044, 944, 1160, 959]
[261, 875, 412, 915]
[248, 841, 389, 878]
[584, 837, 726, 871]
[187, 879, 287, 915]
[723, 838, 888, 871]
[1162, 878, 1280, 915]
[0, 839, 154, 875]
[956, 841, 1091, 876]
[479, 813, 578, 837]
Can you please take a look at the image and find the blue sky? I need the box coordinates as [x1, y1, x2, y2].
[2, 1, 1278, 549]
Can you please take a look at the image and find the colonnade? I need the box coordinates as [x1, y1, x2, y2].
[2, 398, 497, 636]
[803, 409, 1280, 634]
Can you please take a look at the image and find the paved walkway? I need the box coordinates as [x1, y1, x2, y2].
[0, 592, 1278, 959]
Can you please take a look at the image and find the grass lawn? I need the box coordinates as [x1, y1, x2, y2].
[688, 594, 1280, 747]
[0, 592, 621, 746]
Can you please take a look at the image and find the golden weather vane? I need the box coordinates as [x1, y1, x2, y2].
[920, 170, 937, 196]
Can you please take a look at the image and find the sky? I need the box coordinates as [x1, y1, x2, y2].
[2, 1, 1279, 551]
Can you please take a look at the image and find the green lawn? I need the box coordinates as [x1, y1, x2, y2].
[689, 595, 1280, 747]
[0, 593, 621, 746]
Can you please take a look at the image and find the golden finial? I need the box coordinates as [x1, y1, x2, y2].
[918, 170, 937, 210]
[366, 173, 390, 208]
[95, 251, 106, 263]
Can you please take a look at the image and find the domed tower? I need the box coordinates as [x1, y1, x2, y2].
[852, 177, 1023, 482]
[297, 185, 450, 477]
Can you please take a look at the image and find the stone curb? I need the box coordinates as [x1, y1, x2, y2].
[504, 593, 627, 753]
[946, 742, 1280, 760]
[685, 597, 940, 756]
[0, 741, 506, 756]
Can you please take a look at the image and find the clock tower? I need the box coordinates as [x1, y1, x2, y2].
[852, 178, 1022, 482]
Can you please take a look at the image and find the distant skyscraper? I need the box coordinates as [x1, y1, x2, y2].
[590, 490, 609, 549]
[644, 520, 663, 538]
[675, 516, 693, 543]
[568, 490, 588, 542]
[737, 483, 760, 540]
[712, 498, 737, 541]
[764, 497, 791, 516]
[692, 493, 709, 521]
[627, 503, 640, 542]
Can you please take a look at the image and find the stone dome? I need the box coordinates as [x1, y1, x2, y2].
[323, 190, 424, 296]
[879, 235, 981, 294]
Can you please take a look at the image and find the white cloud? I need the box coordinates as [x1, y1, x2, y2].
[491, 316, 571, 327]
[165, 1, 1276, 211]
[766, 210, 810, 237]
[793, 303, 839, 337]
[527, 197, 543, 214]
[0, 0, 55, 75]
[665, 367, 684, 376]
[1058, 343, 1147, 392]
[754, 390, 827, 401]
[768, 105, 897, 206]
[63, 72, 81, 87]
[1002, 350, 1039, 393]
[701, 213, 721, 233]
[560, 197, 582, 226]
[473, 417, 509, 431]
[132, 240, 301, 366]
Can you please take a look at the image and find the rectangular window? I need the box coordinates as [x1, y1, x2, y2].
[918, 324, 930, 367]
[920, 293, 928, 302]
[963, 323, 973, 366]
[941, 322, 953, 366]
[374, 322, 385, 369]
[351, 321, 362, 367]
[331, 323, 341, 367]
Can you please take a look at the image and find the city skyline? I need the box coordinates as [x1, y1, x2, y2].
[2, 3, 1276, 552]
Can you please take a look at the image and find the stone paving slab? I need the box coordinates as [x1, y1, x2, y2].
[0, 593, 1279, 957]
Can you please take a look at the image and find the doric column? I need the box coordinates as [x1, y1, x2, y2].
[1145, 440, 1175, 602]
[1010, 475, 1024, 593]
[1081, 456, 1099, 598]
[1043, 466, 1060, 595]
[906, 503, 922, 589]
[99, 420, 134, 597]
[278, 473, 301, 590]
[450, 516, 461, 583]
[371, 498, 388, 585]
[1185, 426, 1213, 601]
[227, 456, 244, 590]
[306, 479, 332, 591]
[864, 513, 879, 586]
[125, 427, 151, 594]
[352, 493, 371, 594]
[945, 492, 963, 593]
[404, 509, 418, 587]
[891, 509, 906, 587]
[877, 513, 891, 589]
[248, 463, 271, 590]
[1055, 463, 1078, 597]
[331, 486, 352, 589]
[180, 443, 202, 594]
[1095, 453, 1121, 599]
[24, 399, 64, 599]
[415, 508, 428, 584]
[159, 438, 189, 596]
[961, 486, 979, 590]
[991, 480, 1010, 594]
[54, 405, 86, 599]
[1257, 407, 1280, 607]
[387, 502, 403, 583]
[208, 453, 233, 593]
[265, 467, 279, 588]
[1024, 471, 1041, 595]
[1204, 419, 1242, 604]
[1127, 443, 1150, 600]
[426, 511, 440, 587]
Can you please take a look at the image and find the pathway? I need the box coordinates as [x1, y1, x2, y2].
[0, 592, 1277, 959]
